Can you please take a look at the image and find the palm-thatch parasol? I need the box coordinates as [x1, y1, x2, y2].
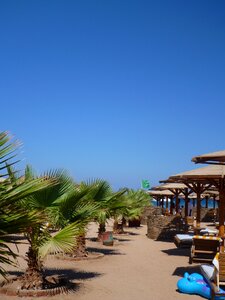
[155, 183, 193, 217]
[164, 165, 225, 237]
[148, 189, 174, 208]
[192, 150, 225, 165]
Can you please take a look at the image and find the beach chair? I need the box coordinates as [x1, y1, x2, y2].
[201, 252, 225, 299]
[174, 234, 194, 248]
[189, 236, 221, 264]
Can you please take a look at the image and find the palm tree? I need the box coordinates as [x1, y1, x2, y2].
[0, 132, 56, 278]
[85, 180, 127, 238]
[111, 193, 128, 234]
[122, 189, 151, 227]
[47, 178, 100, 259]
[17, 167, 86, 289]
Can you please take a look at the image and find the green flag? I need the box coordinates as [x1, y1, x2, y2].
[141, 179, 150, 189]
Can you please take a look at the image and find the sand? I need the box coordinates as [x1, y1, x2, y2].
[1, 222, 201, 300]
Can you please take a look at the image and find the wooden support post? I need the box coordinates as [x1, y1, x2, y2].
[166, 196, 168, 208]
[196, 189, 201, 229]
[170, 197, 174, 215]
[184, 188, 189, 218]
[213, 195, 216, 209]
[218, 183, 225, 240]
[193, 199, 196, 207]
[205, 195, 209, 208]
[175, 191, 179, 213]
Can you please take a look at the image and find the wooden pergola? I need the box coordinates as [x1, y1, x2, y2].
[154, 183, 192, 216]
[165, 165, 225, 237]
[148, 189, 174, 208]
[203, 189, 219, 209]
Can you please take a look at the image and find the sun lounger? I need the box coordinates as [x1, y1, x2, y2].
[189, 236, 221, 264]
[200, 228, 218, 236]
[200, 252, 225, 299]
[174, 234, 194, 248]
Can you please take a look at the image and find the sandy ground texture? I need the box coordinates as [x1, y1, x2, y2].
[0, 222, 202, 300]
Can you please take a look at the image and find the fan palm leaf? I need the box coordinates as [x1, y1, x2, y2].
[38, 221, 84, 258]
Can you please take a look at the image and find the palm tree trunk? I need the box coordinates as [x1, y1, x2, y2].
[98, 223, 106, 234]
[98, 223, 106, 241]
[113, 219, 124, 234]
[72, 234, 88, 258]
[122, 217, 127, 227]
[20, 246, 45, 290]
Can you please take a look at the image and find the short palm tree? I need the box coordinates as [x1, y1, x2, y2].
[122, 189, 151, 226]
[111, 193, 129, 234]
[48, 179, 100, 258]
[0, 132, 56, 278]
[86, 180, 127, 237]
[17, 167, 86, 289]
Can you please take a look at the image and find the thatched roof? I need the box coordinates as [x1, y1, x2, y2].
[203, 189, 219, 196]
[169, 165, 225, 181]
[148, 189, 174, 196]
[192, 150, 225, 164]
[187, 192, 200, 199]
[154, 182, 187, 190]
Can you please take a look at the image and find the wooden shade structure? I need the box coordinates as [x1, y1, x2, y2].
[153, 183, 191, 215]
[148, 189, 174, 208]
[148, 189, 174, 196]
[165, 165, 225, 237]
[192, 150, 225, 165]
[203, 190, 219, 208]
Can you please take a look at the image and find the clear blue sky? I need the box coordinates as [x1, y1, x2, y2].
[1, 1, 225, 190]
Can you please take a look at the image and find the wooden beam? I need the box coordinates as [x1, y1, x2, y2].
[205, 195, 209, 208]
[166, 196, 168, 208]
[182, 188, 189, 217]
[218, 178, 225, 241]
[196, 194, 201, 228]
[213, 195, 216, 209]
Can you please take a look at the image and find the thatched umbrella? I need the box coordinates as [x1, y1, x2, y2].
[192, 150, 225, 165]
[148, 189, 174, 208]
[154, 183, 192, 216]
[180, 191, 200, 208]
[192, 150, 225, 208]
[182, 191, 213, 209]
[165, 165, 225, 237]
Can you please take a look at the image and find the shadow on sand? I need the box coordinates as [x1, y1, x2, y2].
[7, 269, 102, 281]
[7, 270, 23, 277]
[114, 238, 132, 242]
[173, 265, 202, 277]
[123, 229, 141, 236]
[87, 230, 140, 242]
[87, 247, 125, 256]
[153, 238, 174, 243]
[161, 248, 190, 257]
[45, 268, 102, 281]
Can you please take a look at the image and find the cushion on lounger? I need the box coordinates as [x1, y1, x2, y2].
[200, 264, 216, 280]
[176, 234, 193, 241]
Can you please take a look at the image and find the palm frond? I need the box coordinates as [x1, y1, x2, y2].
[2, 177, 57, 206]
[38, 221, 84, 258]
[0, 240, 18, 277]
[22, 169, 73, 210]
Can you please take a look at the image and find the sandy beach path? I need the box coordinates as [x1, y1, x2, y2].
[1, 223, 201, 300]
